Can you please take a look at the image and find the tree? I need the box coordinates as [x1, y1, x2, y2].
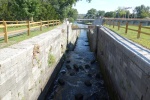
[68, 8, 78, 22]
[0, 0, 92, 21]
[37, 2, 58, 21]
[134, 5, 150, 18]
[104, 11, 116, 18]
[0, 0, 14, 20]
[116, 7, 126, 18]
[96, 10, 105, 17]
[12, 0, 41, 21]
[85, 8, 97, 18]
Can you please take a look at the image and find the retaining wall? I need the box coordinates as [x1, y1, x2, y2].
[0, 23, 79, 100]
[88, 26, 150, 100]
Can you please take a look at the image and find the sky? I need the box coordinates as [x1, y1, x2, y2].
[73, 0, 150, 14]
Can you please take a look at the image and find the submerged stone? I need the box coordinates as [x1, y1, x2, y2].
[60, 70, 66, 74]
[66, 65, 71, 70]
[87, 90, 109, 100]
[58, 79, 65, 86]
[79, 66, 84, 70]
[90, 60, 96, 64]
[66, 60, 71, 63]
[87, 73, 92, 77]
[70, 72, 75, 76]
[75, 93, 83, 100]
[85, 64, 90, 69]
[84, 80, 92, 87]
[73, 64, 79, 71]
[95, 73, 101, 79]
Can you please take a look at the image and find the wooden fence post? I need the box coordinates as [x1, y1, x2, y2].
[57, 20, 59, 25]
[56, 20, 58, 25]
[27, 21, 30, 36]
[118, 21, 120, 30]
[109, 20, 111, 26]
[125, 22, 128, 34]
[137, 22, 142, 39]
[3, 21, 8, 43]
[40, 20, 42, 31]
[16, 20, 18, 28]
[107, 19, 109, 25]
[47, 20, 49, 27]
[53, 20, 54, 26]
[113, 21, 114, 28]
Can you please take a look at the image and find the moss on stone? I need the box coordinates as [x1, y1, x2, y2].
[48, 53, 56, 66]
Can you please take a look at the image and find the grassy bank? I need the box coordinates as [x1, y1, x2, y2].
[0, 26, 57, 49]
[104, 25, 150, 49]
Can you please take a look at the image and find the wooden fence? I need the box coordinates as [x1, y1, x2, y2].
[103, 19, 150, 39]
[0, 20, 60, 43]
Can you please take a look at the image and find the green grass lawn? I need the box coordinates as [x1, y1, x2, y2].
[0, 25, 58, 49]
[104, 25, 150, 49]
[0, 24, 40, 33]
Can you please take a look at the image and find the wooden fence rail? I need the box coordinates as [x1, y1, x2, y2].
[0, 20, 60, 43]
[103, 20, 150, 39]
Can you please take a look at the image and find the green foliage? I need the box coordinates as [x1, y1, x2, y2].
[0, 0, 14, 20]
[48, 53, 56, 66]
[103, 5, 150, 18]
[37, 2, 58, 21]
[12, 0, 41, 20]
[104, 11, 116, 18]
[68, 17, 74, 22]
[85, 9, 105, 18]
[67, 7, 78, 22]
[115, 7, 126, 18]
[0, 0, 93, 21]
[96, 10, 105, 17]
[134, 5, 150, 18]
[85, 8, 97, 18]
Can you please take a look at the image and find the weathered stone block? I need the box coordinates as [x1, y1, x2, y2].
[92, 27, 150, 100]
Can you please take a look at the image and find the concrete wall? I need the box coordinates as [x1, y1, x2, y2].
[88, 26, 150, 100]
[0, 23, 79, 100]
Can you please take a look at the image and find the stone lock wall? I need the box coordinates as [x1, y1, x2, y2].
[0, 23, 79, 100]
[88, 26, 150, 100]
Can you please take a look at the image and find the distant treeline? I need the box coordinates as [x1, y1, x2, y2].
[0, 0, 80, 21]
[83, 5, 150, 19]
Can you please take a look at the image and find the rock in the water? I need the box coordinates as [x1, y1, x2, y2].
[90, 60, 96, 64]
[87, 73, 92, 77]
[75, 93, 83, 100]
[70, 72, 75, 76]
[95, 73, 101, 79]
[87, 90, 109, 100]
[66, 65, 71, 70]
[58, 79, 65, 86]
[73, 64, 79, 71]
[49, 93, 54, 99]
[84, 80, 92, 87]
[79, 66, 84, 70]
[66, 60, 71, 63]
[85, 64, 90, 69]
[60, 70, 66, 74]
